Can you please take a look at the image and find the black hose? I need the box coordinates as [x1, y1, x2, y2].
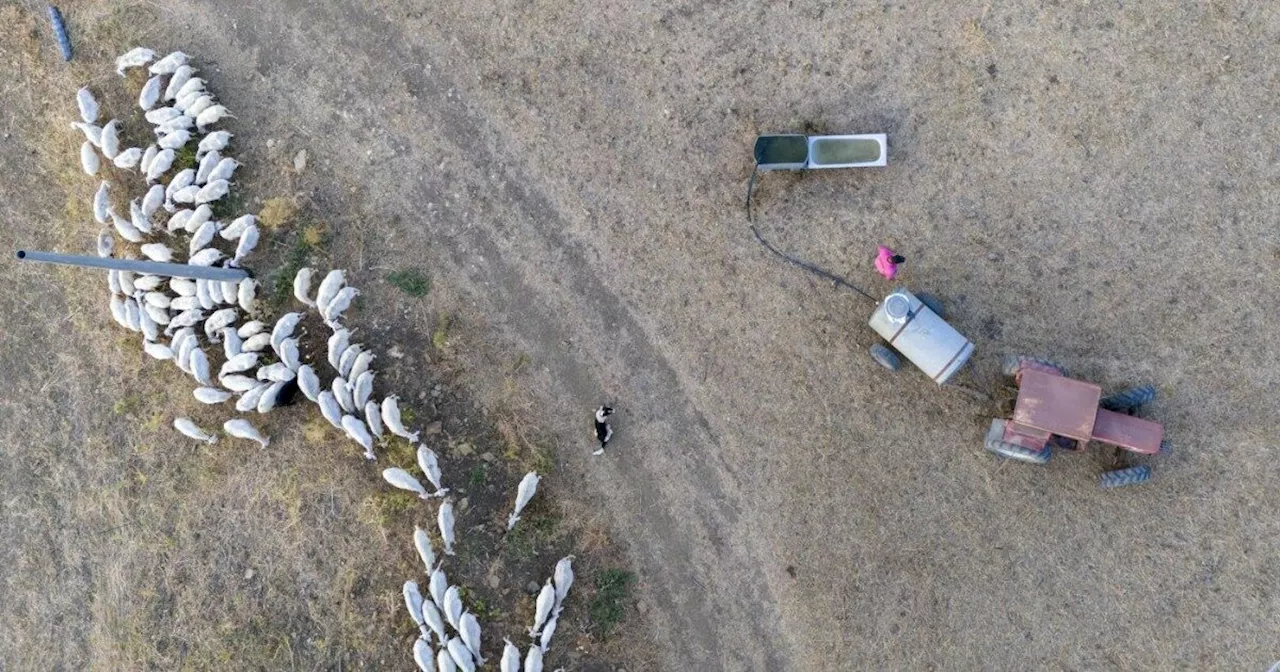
[745, 167, 878, 303]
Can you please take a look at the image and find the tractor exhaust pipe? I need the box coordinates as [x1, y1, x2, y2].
[15, 249, 250, 281]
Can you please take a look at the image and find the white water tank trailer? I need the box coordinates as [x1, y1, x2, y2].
[866, 289, 975, 384]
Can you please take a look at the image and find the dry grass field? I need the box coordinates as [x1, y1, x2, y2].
[1, 0, 1279, 670]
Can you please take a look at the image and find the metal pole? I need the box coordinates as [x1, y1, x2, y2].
[15, 250, 250, 281]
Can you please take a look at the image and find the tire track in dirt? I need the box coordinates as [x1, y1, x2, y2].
[190, 0, 793, 667]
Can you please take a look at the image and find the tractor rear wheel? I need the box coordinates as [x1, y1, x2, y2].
[1099, 386, 1156, 413]
[1001, 354, 1067, 378]
[1099, 465, 1152, 488]
[869, 343, 901, 371]
[916, 292, 944, 318]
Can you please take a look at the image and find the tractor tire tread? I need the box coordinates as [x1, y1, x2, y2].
[1099, 465, 1152, 488]
[1099, 386, 1157, 412]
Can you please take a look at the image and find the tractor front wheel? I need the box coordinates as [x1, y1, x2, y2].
[1099, 465, 1152, 488]
[984, 420, 1052, 464]
[1100, 386, 1156, 413]
[869, 343, 901, 372]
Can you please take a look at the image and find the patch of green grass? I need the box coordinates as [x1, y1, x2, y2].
[174, 144, 199, 173]
[467, 464, 487, 487]
[269, 251, 307, 307]
[386, 269, 431, 297]
[268, 229, 321, 309]
[382, 436, 417, 469]
[528, 447, 555, 475]
[209, 185, 246, 221]
[432, 314, 451, 350]
[589, 568, 636, 638]
[359, 490, 419, 530]
[459, 587, 502, 622]
[504, 512, 560, 561]
[113, 394, 143, 416]
[140, 411, 166, 433]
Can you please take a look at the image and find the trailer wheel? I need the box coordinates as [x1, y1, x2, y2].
[1099, 386, 1156, 413]
[1099, 465, 1152, 488]
[1001, 354, 1067, 378]
[869, 343, 901, 371]
[984, 420, 1052, 464]
[916, 292, 944, 318]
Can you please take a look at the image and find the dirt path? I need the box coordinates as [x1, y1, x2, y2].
[194, 1, 795, 666]
[5, 0, 1280, 670]
[225, 1, 1279, 669]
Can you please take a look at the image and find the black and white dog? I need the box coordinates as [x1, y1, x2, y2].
[593, 406, 614, 456]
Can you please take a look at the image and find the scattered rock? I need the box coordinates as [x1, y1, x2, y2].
[987, 252, 1001, 262]
[480, 451, 496, 463]
[424, 420, 443, 436]
[526, 581, 540, 594]
[454, 441, 475, 456]
[488, 574, 501, 589]
[388, 345, 404, 359]
[244, 568, 255, 580]
[457, 498, 469, 513]
[293, 149, 308, 173]
[431, 385, 443, 398]
[266, 138, 275, 148]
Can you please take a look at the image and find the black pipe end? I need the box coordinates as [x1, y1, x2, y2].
[15, 250, 26, 259]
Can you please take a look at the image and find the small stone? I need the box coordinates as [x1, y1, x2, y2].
[424, 421, 443, 436]
[388, 345, 404, 359]
[293, 149, 308, 173]
[526, 581, 540, 594]
[457, 498, 469, 513]
[987, 252, 1001, 262]
[488, 574, 501, 589]
[266, 138, 275, 148]
[454, 442, 474, 456]
[480, 452, 496, 463]
[431, 387, 442, 398]
[244, 569, 255, 580]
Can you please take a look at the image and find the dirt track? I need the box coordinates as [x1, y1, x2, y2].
[3, 0, 1280, 669]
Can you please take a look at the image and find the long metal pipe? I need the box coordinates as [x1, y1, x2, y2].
[15, 250, 250, 281]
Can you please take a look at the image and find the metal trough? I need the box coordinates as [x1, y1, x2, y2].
[753, 133, 888, 170]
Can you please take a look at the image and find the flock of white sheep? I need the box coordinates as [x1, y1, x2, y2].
[78, 46, 572, 672]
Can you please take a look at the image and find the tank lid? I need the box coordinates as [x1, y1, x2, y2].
[884, 293, 912, 322]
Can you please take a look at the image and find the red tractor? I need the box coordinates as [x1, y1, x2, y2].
[985, 355, 1170, 487]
